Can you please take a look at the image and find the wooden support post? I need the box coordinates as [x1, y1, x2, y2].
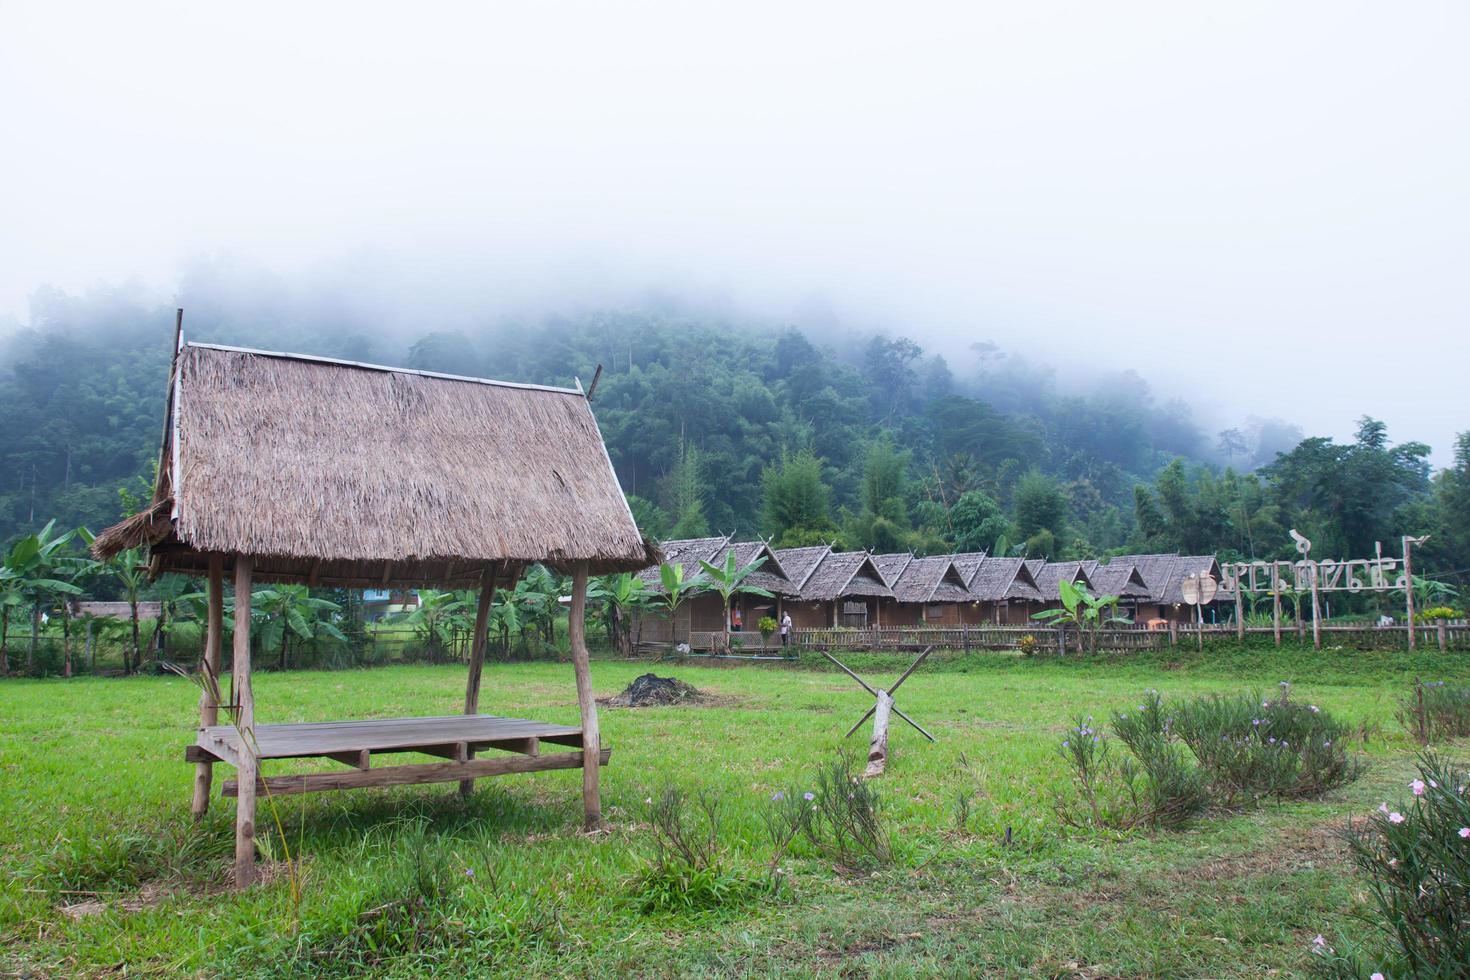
[232, 556, 256, 889]
[191, 555, 225, 821]
[460, 565, 498, 796]
[1438, 621, 1447, 653]
[1168, 621, 1177, 647]
[1234, 583, 1244, 642]
[1272, 587, 1281, 647]
[1403, 536, 1417, 651]
[568, 562, 601, 830]
[864, 690, 893, 778]
[1309, 564, 1322, 651]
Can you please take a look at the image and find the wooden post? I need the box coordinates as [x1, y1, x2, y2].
[1234, 582, 1245, 642]
[864, 690, 893, 778]
[1272, 586, 1281, 648]
[460, 565, 498, 796]
[232, 556, 256, 888]
[1403, 536, 1417, 652]
[567, 563, 601, 830]
[1309, 564, 1322, 651]
[191, 555, 225, 820]
[1168, 621, 1177, 647]
[1437, 621, 1447, 653]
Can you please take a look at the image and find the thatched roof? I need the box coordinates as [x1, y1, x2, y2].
[636, 536, 798, 596]
[1080, 560, 1152, 599]
[872, 552, 914, 588]
[1109, 553, 1180, 603]
[725, 540, 798, 597]
[1159, 555, 1231, 604]
[771, 545, 833, 592]
[1029, 561, 1094, 601]
[94, 343, 658, 587]
[886, 555, 969, 603]
[964, 556, 1043, 602]
[799, 550, 892, 601]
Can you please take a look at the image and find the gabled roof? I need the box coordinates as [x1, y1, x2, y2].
[771, 545, 834, 592]
[965, 556, 1044, 601]
[949, 551, 988, 587]
[639, 536, 798, 596]
[1159, 555, 1231, 604]
[800, 550, 893, 601]
[872, 552, 914, 588]
[1080, 560, 1152, 599]
[1109, 553, 1232, 604]
[889, 555, 970, 603]
[1030, 561, 1094, 601]
[1109, 553, 1181, 603]
[94, 341, 657, 586]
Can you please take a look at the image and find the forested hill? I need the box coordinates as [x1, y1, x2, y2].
[2, 286, 1466, 586]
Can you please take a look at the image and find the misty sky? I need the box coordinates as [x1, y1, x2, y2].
[2, 2, 1467, 464]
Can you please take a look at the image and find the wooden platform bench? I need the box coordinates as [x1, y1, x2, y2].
[185, 714, 612, 798]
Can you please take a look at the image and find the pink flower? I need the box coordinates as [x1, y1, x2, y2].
[1458, 827, 1470, 839]
[1410, 779, 1426, 796]
[1371, 973, 1385, 980]
[1311, 935, 1327, 951]
[1378, 803, 1390, 815]
[1389, 812, 1405, 824]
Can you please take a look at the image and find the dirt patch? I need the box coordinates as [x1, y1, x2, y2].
[600, 673, 719, 708]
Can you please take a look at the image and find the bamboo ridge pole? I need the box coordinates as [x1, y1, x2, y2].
[568, 562, 602, 830]
[191, 555, 225, 820]
[864, 690, 893, 778]
[232, 556, 256, 889]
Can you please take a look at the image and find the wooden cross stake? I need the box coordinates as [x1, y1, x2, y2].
[824, 646, 937, 743]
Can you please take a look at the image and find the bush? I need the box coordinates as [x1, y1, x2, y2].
[1399, 680, 1470, 744]
[801, 750, 892, 868]
[1056, 685, 1360, 830]
[1313, 754, 1470, 978]
[1172, 683, 1359, 804]
[632, 785, 768, 914]
[1415, 606, 1459, 623]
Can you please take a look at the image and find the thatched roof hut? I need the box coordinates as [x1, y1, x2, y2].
[964, 556, 1044, 602]
[1028, 560, 1094, 601]
[636, 536, 797, 596]
[1079, 560, 1152, 599]
[799, 550, 892, 601]
[1109, 553, 1180, 603]
[884, 554, 970, 604]
[94, 343, 658, 585]
[771, 545, 834, 593]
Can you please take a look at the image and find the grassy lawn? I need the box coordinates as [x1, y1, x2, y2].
[1, 644, 1466, 977]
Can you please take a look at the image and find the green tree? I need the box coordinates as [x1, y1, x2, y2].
[3, 521, 83, 675]
[589, 572, 656, 657]
[390, 590, 465, 662]
[252, 585, 346, 669]
[663, 442, 710, 539]
[698, 551, 773, 653]
[760, 447, 833, 543]
[949, 489, 1009, 554]
[1013, 469, 1067, 557]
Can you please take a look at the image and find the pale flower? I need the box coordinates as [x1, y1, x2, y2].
[1389, 812, 1405, 824]
[1458, 827, 1470, 839]
[1410, 779, 1426, 796]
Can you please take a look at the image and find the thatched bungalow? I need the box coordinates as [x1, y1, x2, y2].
[786, 548, 892, 628]
[1027, 560, 1094, 603]
[1109, 553, 1233, 624]
[875, 554, 972, 625]
[957, 555, 1045, 624]
[94, 330, 656, 887]
[632, 536, 796, 646]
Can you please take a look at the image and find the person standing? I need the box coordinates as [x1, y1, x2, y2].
[780, 610, 792, 647]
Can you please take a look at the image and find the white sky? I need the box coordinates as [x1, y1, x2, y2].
[2, 2, 1467, 462]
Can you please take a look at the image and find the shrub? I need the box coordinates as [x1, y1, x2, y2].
[1415, 606, 1459, 623]
[1313, 754, 1470, 978]
[801, 750, 892, 868]
[1018, 634, 1038, 655]
[758, 616, 778, 640]
[632, 784, 767, 914]
[1172, 683, 1358, 804]
[1399, 679, 1470, 744]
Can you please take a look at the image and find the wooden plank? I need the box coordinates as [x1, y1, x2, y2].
[326, 750, 371, 770]
[221, 747, 613, 797]
[198, 715, 582, 759]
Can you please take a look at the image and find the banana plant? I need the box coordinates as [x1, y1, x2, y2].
[389, 590, 465, 662]
[589, 572, 656, 657]
[4, 521, 83, 675]
[698, 551, 772, 654]
[1032, 578, 1127, 654]
[252, 585, 347, 669]
[651, 562, 708, 652]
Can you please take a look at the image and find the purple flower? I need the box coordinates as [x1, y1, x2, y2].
[1371, 973, 1385, 980]
[1061, 740, 1069, 747]
[772, 791, 784, 801]
[1252, 719, 1262, 726]
[464, 867, 475, 878]
[1458, 827, 1470, 839]
[1411, 779, 1426, 796]
[803, 792, 815, 801]
[1388, 811, 1405, 824]
[1311, 935, 1327, 953]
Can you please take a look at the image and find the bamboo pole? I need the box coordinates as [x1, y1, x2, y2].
[460, 565, 498, 796]
[567, 563, 602, 830]
[191, 555, 225, 820]
[1234, 579, 1245, 642]
[232, 556, 256, 888]
[1309, 564, 1322, 651]
[1272, 584, 1281, 647]
[1403, 536, 1416, 651]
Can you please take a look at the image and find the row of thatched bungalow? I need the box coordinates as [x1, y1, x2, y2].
[633, 537, 1231, 648]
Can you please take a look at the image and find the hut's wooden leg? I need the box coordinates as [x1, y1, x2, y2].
[568, 562, 601, 830]
[460, 566, 497, 797]
[191, 555, 225, 821]
[232, 556, 257, 888]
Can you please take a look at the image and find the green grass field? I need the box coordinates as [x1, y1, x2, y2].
[2, 644, 1466, 977]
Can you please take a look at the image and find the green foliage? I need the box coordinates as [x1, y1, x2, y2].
[1398, 680, 1470, 743]
[760, 447, 833, 543]
[633, 785, 770, 914]
[801, 751, 892, 869]
[1013, 469, 1066, 555]
[949, 489, 1009, 554]
[1315, 754, 1470, 979]
[663, 442, 710, 539]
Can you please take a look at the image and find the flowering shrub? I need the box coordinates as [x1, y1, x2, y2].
[1057, 685, 1360, 829]
[1018, 634, 1038, 655]
[1312, 755, 1470, 978]
[632, 784, 768, 913]
[801, 750, 891, 868]
[1399, 679, 1470, 743]
[1172, 683, 1359, 804]
[1415, 606, 1459, 623]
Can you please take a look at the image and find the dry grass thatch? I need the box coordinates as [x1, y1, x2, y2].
[94, 344, 656, 582]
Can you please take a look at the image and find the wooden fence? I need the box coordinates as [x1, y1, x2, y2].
[678, 621, 1470, 655]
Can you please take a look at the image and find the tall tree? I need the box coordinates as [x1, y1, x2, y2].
[1013, 469, 1067, 557]
[760, 448, 833, 545]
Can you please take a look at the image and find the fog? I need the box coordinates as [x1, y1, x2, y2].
[2, 2, 1467, 463]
